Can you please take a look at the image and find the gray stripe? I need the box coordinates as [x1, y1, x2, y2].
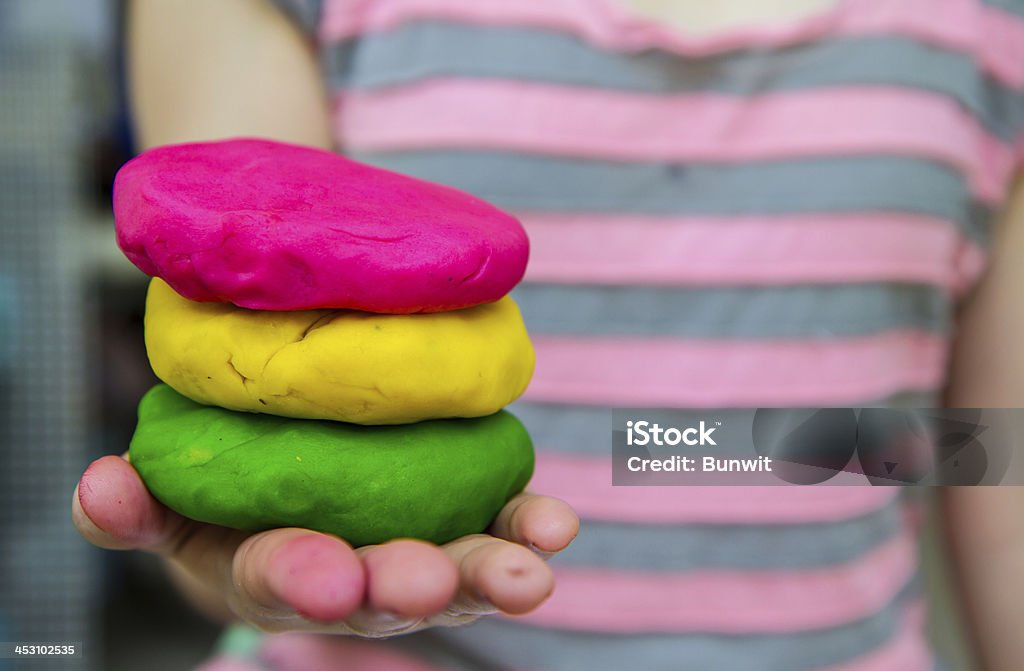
[326, 23, 1024, 140]
[554, 504, 901, 571]
[349, 150, 991, 244]
[403, 573, 921, 671]
[983, 0, 1024, 19]
[508, 392, 941, 456]
[513, 283, 951, 339]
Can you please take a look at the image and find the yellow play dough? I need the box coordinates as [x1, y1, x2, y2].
[144, 278, 535, 425]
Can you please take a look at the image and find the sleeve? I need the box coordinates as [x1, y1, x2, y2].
[267, 0, 323, 42]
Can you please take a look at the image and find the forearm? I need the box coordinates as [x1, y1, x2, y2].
[127, 0, 332, 151]
[939, 487, 1024, 670]
[941, 169, 1024, 669]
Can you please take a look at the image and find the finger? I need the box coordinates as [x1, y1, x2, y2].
[74, 454, 248, 593]
[73, 454, 181, 550]
[357, 539, 458, 618]
[233, 528, 366, 625]
[443, 534, 554, 616]
[489, 493, 580, 553]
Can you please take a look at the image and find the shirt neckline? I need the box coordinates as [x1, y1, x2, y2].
[590, 0, 857, 54]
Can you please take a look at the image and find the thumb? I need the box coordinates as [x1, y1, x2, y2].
[75, 454, 267, 615]
[73, 453, 241, 565]
[73, 454, 184, 551]
[73, 454, 248, 585]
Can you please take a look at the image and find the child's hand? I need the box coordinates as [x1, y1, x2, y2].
[72, 455, 578, 637]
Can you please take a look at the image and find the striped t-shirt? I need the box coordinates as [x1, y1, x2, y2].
[207, 1, 1024, 669]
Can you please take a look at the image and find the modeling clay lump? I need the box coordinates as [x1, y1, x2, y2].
[114, 138, 529, 313]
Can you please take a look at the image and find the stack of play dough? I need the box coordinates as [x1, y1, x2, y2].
[113, 139, 536, 547]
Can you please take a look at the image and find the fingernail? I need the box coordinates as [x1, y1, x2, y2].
[467, 591, 499, 616]
[363, 610, 416, 632]
[367, 610, 403, 624]
[75, 476, 113, 537]
[77, 466, 96, 510]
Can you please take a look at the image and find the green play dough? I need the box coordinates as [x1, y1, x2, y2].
[129, 385, 535, 546]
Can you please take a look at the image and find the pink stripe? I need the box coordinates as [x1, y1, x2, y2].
[194, 658, 264, 671]
[839, 0, 1024, 89]
[515, 532, 916, 632]
[261, 634, 440, 671]
[321, 0, 1024, 88]
[338, 82, 1015, 204]
[524, 331, 947, 407]
[516, 602, 929, 670]
[819, 599, 931, 671]
[519, 213, 981, 295]
[531, 452, 899, 523]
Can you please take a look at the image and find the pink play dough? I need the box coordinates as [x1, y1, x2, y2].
[113, 138, 529, 313]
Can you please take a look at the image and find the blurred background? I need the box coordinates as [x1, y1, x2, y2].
[0, 1, 221, 669]
[0, 1, 979, 669]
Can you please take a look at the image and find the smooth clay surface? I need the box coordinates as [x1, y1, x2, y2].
[129, 385, 535, 546]
[114, 138, 529, 312]
[144, 278, 535, 425]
